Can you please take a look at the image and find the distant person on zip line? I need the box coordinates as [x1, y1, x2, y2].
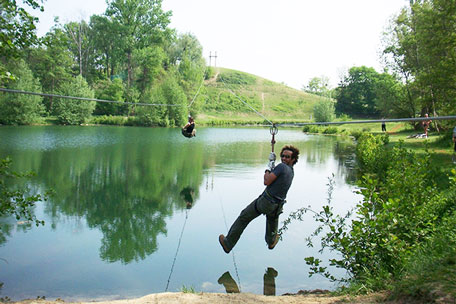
[182, 116, 196, 138]
[219, 145, 300, 253]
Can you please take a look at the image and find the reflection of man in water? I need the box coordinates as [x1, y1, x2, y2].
[217, 271, 240, 293]
[180, 187, 194, 209]
[217, 267, 278, 296]
[263, 267, 278, 296]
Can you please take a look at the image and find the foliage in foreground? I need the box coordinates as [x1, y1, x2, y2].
[280, 132, 456, 300]
[0, 157, 49, 227]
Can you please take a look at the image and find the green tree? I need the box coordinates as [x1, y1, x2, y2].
[88, 15, 121, 80]
[313, 98, 335, 123]
[336, 66, 401, 118]
[0, 157, 47, 227]
[105, 0, 172, 87]
[383, 0, 456, 127]
[27, 26, 74, 113]
[0, 0, 43, 78]
[64, 20, 91, 76]
[133, 45, 166, 94]
[303, 76, 330, 97]
[54, 75, 95, 124]
[162, 73, 186, 126]
[93, 78, 126, 115]
[0, 59, 44, 124]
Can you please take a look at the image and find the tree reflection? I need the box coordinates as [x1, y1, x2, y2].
[26, 134, 205, 264]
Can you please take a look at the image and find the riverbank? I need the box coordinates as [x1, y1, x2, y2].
[11, 291, 406, 304]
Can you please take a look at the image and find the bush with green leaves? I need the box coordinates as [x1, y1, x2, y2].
[280, 137, 455, 292]
[53, 75, 95, 125]
[355, 132, 388, 176]
[0, 60, 44, 125]
[93, 78, 126, 116]
[0, 157, 49, 227]
[217, 70, 256, 85]
[313, 98, 335, 123]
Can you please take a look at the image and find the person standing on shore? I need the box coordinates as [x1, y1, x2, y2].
[381, 118, 386, 132]
[219, 145, 300, 253]
[422, 114, 432, 138]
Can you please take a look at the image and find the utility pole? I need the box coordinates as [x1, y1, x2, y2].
[209, 51, 217, 67]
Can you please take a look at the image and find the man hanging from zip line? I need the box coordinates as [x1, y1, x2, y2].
[182, 115, 196, 138]
[219, 145, 300, 253]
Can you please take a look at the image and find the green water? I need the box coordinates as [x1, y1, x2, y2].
[0, 126, 360, 301]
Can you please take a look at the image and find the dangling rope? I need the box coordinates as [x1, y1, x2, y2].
[218, 190, 242, 292]
[165, 209, 189, 292]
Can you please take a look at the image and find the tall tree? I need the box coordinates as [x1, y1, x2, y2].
[65, 20, 90, 76]
[336, 66, 381, 117]
[0, 0, 43, 78]
[88, 15, 121, 80]
[303, 76, 331, 97]
[105, 0, 172, 87]
[54, 75, 95, 125]
[383, 0, 456, 125]
[0, 59, 44, 124]
[27, 26, 74, 113]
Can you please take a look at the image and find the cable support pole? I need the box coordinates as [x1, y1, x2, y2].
[277, 115, 456, 127]
[0, 88, 183, 107]
[219, 78, 274, 126]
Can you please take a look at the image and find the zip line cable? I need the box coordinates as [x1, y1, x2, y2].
[218, 77, 274, 126]
[187, 76, 205, 109]
[277, 115, 456, 127]
[0, 88, 183, 107]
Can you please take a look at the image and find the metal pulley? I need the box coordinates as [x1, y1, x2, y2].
[267, 124, 278, 171]
[270, 124, 278, 152]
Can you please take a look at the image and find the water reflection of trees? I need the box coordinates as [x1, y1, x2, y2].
[0, 127, 358, 262]
[10, 140, 205, 264]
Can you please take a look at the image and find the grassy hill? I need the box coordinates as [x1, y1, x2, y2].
[196, 67, 323, 125]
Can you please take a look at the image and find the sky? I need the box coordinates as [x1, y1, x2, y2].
[32, 0, 409, 90]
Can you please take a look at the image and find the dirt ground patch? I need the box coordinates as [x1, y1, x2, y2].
[9, 291, 402, 304]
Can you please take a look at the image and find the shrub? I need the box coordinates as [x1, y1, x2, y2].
[54, 75, 95, 125]
[281, 142, 452, 292]
[322, 127, 338, 134]
[313, 98, 335, 122]
[217, 70, 256, 85]
[0, 60, 44, 125]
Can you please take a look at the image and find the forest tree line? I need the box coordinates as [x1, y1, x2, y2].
[1, 0, 207, 126]
[305, 0, 455, 129]
[1, 0, 455, 129]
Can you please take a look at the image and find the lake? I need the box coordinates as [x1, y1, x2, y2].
[0, 126, 361, 301]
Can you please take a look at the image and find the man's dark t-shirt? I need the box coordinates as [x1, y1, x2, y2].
[265, 162, 294, 201]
